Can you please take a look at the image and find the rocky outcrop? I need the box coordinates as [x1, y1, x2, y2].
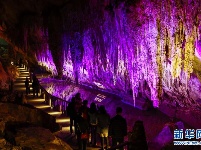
[0, 62, 9, 89]
[0, 125, 72, 150]
[0, 61, 19, 90]
[13, 126, 72, 150]
[0, 138, 22, 150]
[0, 102, 72, 149]
[0, 102, 60, 135]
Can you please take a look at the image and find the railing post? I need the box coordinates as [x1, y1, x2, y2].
[40, 87, 45, 99]
[45, 91, 48, 104]
[62, 101, 64, 114]
[38, 83, 70, 114]
[49, 95, 52, 107]
[39, 87, 41, 96]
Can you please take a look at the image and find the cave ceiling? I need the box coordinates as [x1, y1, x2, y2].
[0, 0, 68, 24]
[0, 0, 69, 43]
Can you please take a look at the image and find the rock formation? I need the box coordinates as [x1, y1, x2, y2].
[0, 102, 71, 149]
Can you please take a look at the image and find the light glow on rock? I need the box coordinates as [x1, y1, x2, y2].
[34, 0, 201, 108]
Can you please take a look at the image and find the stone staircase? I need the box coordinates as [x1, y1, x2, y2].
[13, 66, 72, 138]
[13, 66, 106, 150]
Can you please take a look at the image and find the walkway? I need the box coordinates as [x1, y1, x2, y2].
[13, 66, 100, 150]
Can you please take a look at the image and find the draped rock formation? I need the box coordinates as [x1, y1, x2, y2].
[1, 0, 201, 109]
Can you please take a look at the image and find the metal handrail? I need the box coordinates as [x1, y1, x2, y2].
[39, 83, 69, 113]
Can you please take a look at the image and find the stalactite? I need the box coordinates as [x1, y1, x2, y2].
[31, 0, 201, 108]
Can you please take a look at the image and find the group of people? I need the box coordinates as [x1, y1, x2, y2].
[67, 93, 127, 150]
[24, 74, 40, 97]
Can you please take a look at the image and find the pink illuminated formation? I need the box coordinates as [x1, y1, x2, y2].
[34, 0, 201, 108]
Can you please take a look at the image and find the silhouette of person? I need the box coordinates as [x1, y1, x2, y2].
[97, 105, 110, 150]
[76, 113, 89, 150]
[88, 102, 98, 146]
[109, 107, 127, 150]
[67, 97, 76, 134]
[25, 77, 30, 95]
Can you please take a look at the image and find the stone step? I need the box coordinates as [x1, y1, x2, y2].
[19, 74, 29, 77]
[15, 79, 25, 82]
[17, 68, 27, 70]
[19, 71, 29, 73]
[17, 75, 27, 78]
[56, 117, 70, 124]
[58, 122, 70, 127]
[18, 70, 28, 72]
[13, 87, 26, 91]
[13, 84, 25, 88]
[15, 78, 26, 81]
[14, 85, 33, 90]
[46, 111, 62, 117]
[61, 126, 73, 132]
[28, 99, 45, 104]
[15, 67, 73, 138]
[32, 104, 51, 109]
[13, 82, 25, 85]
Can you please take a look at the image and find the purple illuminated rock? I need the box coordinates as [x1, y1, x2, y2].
[1, 0, 201, 110]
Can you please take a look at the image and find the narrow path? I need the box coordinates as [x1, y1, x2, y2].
[13, 67, 71, 142]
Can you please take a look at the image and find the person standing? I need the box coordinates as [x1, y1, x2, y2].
[79, 100, 89, 120]
[25, 77, 30, 95]
[67, 97, 76, 134]
[74, 93, 83, 136]
[32, 75, 37, 97]
[32, 76, 39, 97]
[109, 107, 127, 150]
[97, 105, 110, 150]
[76, 112, 89, 150]
[88, 102, 98, 147]
[35, 79, 40, 97]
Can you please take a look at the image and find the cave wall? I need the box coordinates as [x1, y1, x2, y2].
[36, 0, 201, 108]
[2, 0, 201, 108]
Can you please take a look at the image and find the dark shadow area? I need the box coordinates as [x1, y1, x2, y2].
[4, 121, 36, 145]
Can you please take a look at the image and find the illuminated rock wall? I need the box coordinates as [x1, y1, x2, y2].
[35, 0, 201, 108]
[36, 29, 58, 76]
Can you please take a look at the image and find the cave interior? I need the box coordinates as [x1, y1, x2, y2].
[0, 0, 201, 148]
